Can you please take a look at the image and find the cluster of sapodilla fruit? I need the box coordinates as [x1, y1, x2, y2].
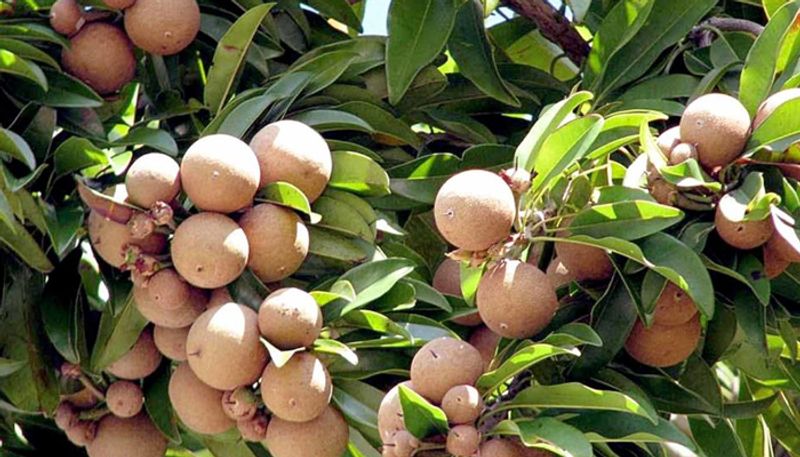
[58, 121, 350, 457]
[49, 0, 201, 94]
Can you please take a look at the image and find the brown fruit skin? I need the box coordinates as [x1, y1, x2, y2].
[477, 260, 558, 339]
[179, 134, 260, 213]
[434, 170, 516, 252]
[753, 88, 800, 129]
[222, 388, 258, 421]
[208, 287, 233, 308]
[86, 414, 166, 457]
[433, 258, 482, 326]
[237, 412, 269, 442]
[265, 406, 349, 457]
[378, 381, 414, 443]
[124, 0, 200, 55]
[153, 325, 189, 361]
[656, 126, 681, 156]
[261, 352, 332, 423]
[555, 238, 613, 281]
[249, 120, 333, 202]
[168, 363, 234, 435]
[479, 439, 526, 457]
[186, 303, 268, 390]
[764, 240, 791, 279]
[136, 285, 207, 329]
[54, 402, 78, 430]
[468, 326, 500, 372]
[239, 204, 309, 283]
[766, 228, 800, 263]
[410, 337, 483, 404]
[624, 314, 702, 368]
[258, 288, 322, 350]
[62, 23, 135, 95]
[103, 0, 136, 9]
[106, 329, 162, 380]
[133, 268, 191, 311]
[680, 93, 751, 170]
[66, 420, 97, 447]
[441, 385, 483, 424]
[652, 282, 698, 326]
[50, 0, 84, 36]
[446, 425, 480, 457]
[386, 430, 420, 457]
[546, 257, 575, 290]
[171, 213, 249, 288]
[106, 381, 144, 418]
[125, 153, 181, 208]
[88, 211, 166, 268]
[715, 206, 773, 250]
[669, 143, 698, 165]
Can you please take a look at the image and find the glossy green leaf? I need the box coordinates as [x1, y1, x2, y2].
[111, 128, 178, 156]
[291, 109, 374, 133]
[308, 226, 369, 262]
[53, 137, 108, 176]
[338, 101, 421, 148]
[690, 417, 747, 457]
[565, 412, 696, 449]
[144, 363, 181, 444]
[499, 418, 593, 457]
[0, 38, 59, 69]
[0, 49, 47, 90]
[257, 181, 322, 223]
[288, 50, 360, 94]
[0, 128, 35, 170]
[0, 213, 53, 273]
[0, 358, 25, 377]
[477, 344, 579, 394]
[402, 278, 452, 312]
[398, 384, 449, 439]
[90, 292, 149, 372]
[326, 259, 416, 318]
[569, 201, 684, 240]
[329, 151, 391, 196]
[747, 95, 800, 154]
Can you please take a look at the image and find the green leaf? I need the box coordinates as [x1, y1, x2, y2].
[477, 344, 579, 394]
[53, 137, 108, 176]
[402, 278, 452, 312]
[0, 49, 47, 90]
[0, 358, 25, 377]
[144, 363, 181, 444]
[0, 23, 69, 47]
[569, 201, 684, 240]
[314, 339, 359, 365]
[0, 128, 36, 170]
[338, 101, 422, 148]
[0, 213, 53, 273]
[398, 384, 449, 439]
[498, 418, 593, 457]
[257, 181, 322, 223]
[747, 95, 800, 154]
[111, 128, 178, 156]
[90, 292, 149, 372]
[332, 380, 383, 443]
[291, 109, 374, 133]
[542, 323, 603, 348]
[329, 151, 391, 197]
[342, 310, 413, 340]
[306, 0, 363, 31]
[0, 38, 59, 69]
[308, 226, 369, 262]
[325, 259, 416, 319]
[31, 68, 103, 108]
[690, 417, 747, 457]
[41, 255, 86, 365]
[288, 50, 360, 94]
[564, 411, 696, 449]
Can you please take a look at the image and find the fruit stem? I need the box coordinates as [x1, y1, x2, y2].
[78, 406, 110, 421]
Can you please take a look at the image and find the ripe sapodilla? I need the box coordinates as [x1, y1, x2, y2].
[652, 282, 698, 326]
[62, 23, 136, 95]
[153, 325, 190, 361]
[546, 257, 576, 290]
[447, 425, 481, 457]
[86, 414, 166, 457]
[102, 0, 135, 8]
[441, 385, 483, 425]
[410, 337, 483, 403]
[168, 363, 235, 435]
[240, 203, 310, 283]
[656, 126, 681, 156]
[88, 210, 166, 268]
[125, 153, 181, 208]
[555, 223, 613, 281]
[261, 352, 332, 423]
[714, 204, 773, 250]
[238, 413, 269, 442]
[434, 170, 516, 252]
[433, 258, 482, 326]
[680, 93, 751, 170]
[133, 268, 191, 311]
[377, 381, 414, 442]
[50, 0, 84, 36]
[468, 326, 500, 372]
[135, 284, 207, 329]
[105, 329, 162, 380]
[624, 314, 702, 367]
[265, 405, 349, 457]
[479, 439, 527, 457]
[386, 430, 420, 457]
[124, 0, 200, 56]
[106, 381, 144, 418]
[258, 287, 322, 350]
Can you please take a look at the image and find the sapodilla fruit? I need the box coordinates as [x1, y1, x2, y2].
[476, 260, 558, 339]
[468, 326, 500, 372]
[410, 337, 483, 403]
[714, 205, 773, 250]
[133, 268, 191, 311]
[136, 285, 207, 329]
[764, 239, 791, 279]
[50, 0, 84, 36]
[238, 412, 269, 442]
[656, 126, 681, 156]
[66, 421, 97, 447]
[179, 135, 260, 213]
[479, 439, 527, 457]
[171, 213, 249, 288]
[168, 363, 235, 435]
[434, 170, 516, 252]
[105, 329, 162, 380]
[753, 88, 800, 129]
[669, 143, 698, 165]
[261, 352, 332, 422]
[88, 211, 166, 268]
[249, 120, 333, 202]
[153, 325, 189, 361]
[378, 381, 414, 442]
[265, 406, 349, 457]
[652, 282, 698, 326]
[125, 153, 181, 208]
[105, 381, 144, 418]
[86, 414, 166, 457]
[239, 204, 309, 283]
[546, 257, 575, 290]
[62, 23, 136, 95]
[258, 288, 322, 350]
[385, 430, 420, 457]
[433, 258, 482, 326]
[186, 302, 268, 390]
[441, 385, 483, 424]
[124, 0, 200, 56]
[208, 287, 233, 308]
[103, 0, 135, 9]
[54, 402, 78, 430]
[221, 388, 258, 421]
[555, 227, 613, 281]
[680, 94, 751, 170]
[446, 425, 481, 457]
[624, 314, 702, 367]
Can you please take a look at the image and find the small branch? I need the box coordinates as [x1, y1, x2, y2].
[502, 0, 590, 65]
[478, 372, 532, 434]
[689, 17, 765, 47]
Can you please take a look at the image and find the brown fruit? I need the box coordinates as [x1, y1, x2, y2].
[410, 337, 483, 403]
[446, 425, 480, 457]
[477, 260, 558, 339]
[168, 363, 234, 435]
[715, 205, 773, 250]
[124, 0, 200, 55]
[239, 204, 309, 283]
[103, 0, 136, 8]
[441, 385, 483, 424]
[652, 282, 698, 326]
[669, 143, 698, 165]
[136, 285, 207, 329]
[88, 210, 166, 268]
[656, 126, 681, 156]
[106, 381, 144, 418]
[385, 430, 420, 457]
[54, 402, 78, 430]
[186, 303, 268, 390]
[479, 439, 526, 457]
[680, 94, 751, 170]
[555, 228, 613, 281]
[378, 381, 413, 443]
[208, 287, 233, 308]
[261, 352, 332, 423]
[86, 414, 166, 457]
[649, 179, 677, 206]
[468, 326, 500, 372]
[624, 314, 702, 367]
[546, 257, 575, 290]
[171, 213, 249, 288]
[133, 268, 191, 311]
[766, 225, 800, 263]
[125, 153, 181, 208]
[62, 388, 100, 409]
[433, 258, 482, 326]
[434, 170, 516, 251]
[265, 406, 349, 457]
[179, 134, 260, 213]
[258, 288, 322, 350]
[106, 329, 162, 380]
[753, 88, 800, 129]
[237, 412, 269, 442]
[764, 240, 791, 279]
[249, 120, 332, 202]
[62, 23, 135, 95]
[153, 325, 189, 361]
[50, 0, 84, 36]
[66, 420, 97, 447]
[222, 387, 258, 421]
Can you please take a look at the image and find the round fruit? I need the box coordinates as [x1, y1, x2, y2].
[386, 430, 420, 457]
[106, 329, 162, 380]
[136, 286, 207, 329]
[87, 414, 166, 457]
[265, 406, 349, 457]
[434, 170, 516, 251]
[62, 23, 135, 95]
[555, 233, 613, 281]
[106, 381, 143, 418]
[238, 412, 269, 442]
[103, 0, 135, 8]
[477, 260, 558, 339]
[433, 258, 482, 326]
[446, 425, 480, 457]
[125, 153, 181, 208]
[208, 287, 233, 308]
[656, 126, 681, 156]
[479, 439, 526, 457]
[222, 388, 258, 421]
[249, 120, 332, 202]
[715, 205, 773, 250]
[764, 240, 791, 279]
[669, 143, 697, 165]
[378, 381, 413, 443]
[649, 179, 677, 206]
[468, 326, 500, 372]
[624, 314, 702, 367]
[441, 385, 483, 424]
[546, 257, 575, 290]
[652, 282, 698, 326]
[680, 93, 751, 170]
[66, 420, 97, 447]
[261, 352, 332, 422]
[124, 0, 200, 55]
[766, 227, 800, 263]
[88, 211, 166, 268]
[168, 363, 234, 435]
[54, 402, 77, 430]
[258, 288, 322, 350]
[186, 302, 267, 390]
[171, 213, 249, 288]
[410, 337, 483, 403]
[239, 204, 309, 283]
[179, 134, 260, 213]
[153, 325, 189, 361]
[133, 268, 191, 311]
[754, 88, 800, 128]
[50, 0, 84, 36]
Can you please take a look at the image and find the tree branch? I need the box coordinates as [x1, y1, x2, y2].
[502, 0, 590, 65]
[689, 17, 765, 47]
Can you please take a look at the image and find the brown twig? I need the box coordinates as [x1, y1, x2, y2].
[478, 372, 532, 434]
[502, 0, 590, 65]
[690, 17, 765, 47]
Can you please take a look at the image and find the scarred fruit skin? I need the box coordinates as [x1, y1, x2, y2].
[258, 288, 322, 350]
[261, 352, 332, 423]
[680, 93, 751, 170]
[546, 257, 575, 290]
[477, 260, 558, 339]
[133, 268, 191, 311]
[410, 337, 483, 404]
[652, 282, 698, 326]
[106, 381, 144, 418]
[106, 329, 162, 380]
[88, 211, 166, 268]
[50, 0, 84, 36]
[136, 285, 207, 329]
[378, 381, 414, 443]
[265, 406, 349, 457]
[249, 120, 333, 202]
[171, 213, 249, 289]
[433, 258, 482, 326]
[87, 414, 166, 457]
[125, 153, 181, 208]
[153, 325, 190, 361]
[168, 363, 234, 435]
[124, 0, 200, 55]
[624, 314, 702, 368]
[434, 170, 516, 252]
[753, 88, 800, 129]
[222, 388, 258, 421]
[238, 412, 269, 442]
[386, 430, 419, 457]
[66, 420, 97, 447]
[62, 23, 136, 95]
[103, 0, 136, 8]
[441, 385, 483, 425]
[239, 204, 309, 283]
[468, 326, 500, 372]
[54, 402, 78, 430]
[186, 302, 268, 390]
[714, 206, 773, 250]
[446, 425, 480, 457]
